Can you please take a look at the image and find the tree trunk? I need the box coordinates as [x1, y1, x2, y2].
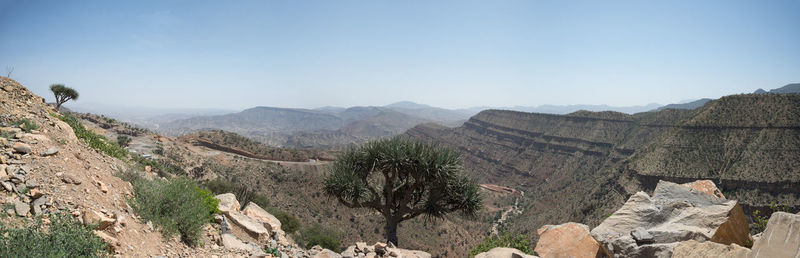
[385, 218, 399, 246]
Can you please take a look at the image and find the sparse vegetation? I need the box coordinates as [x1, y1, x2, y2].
[752, 201, 792, 233]
[297, 223, 341, 252]
[12, 118, 39, 132]
[324, 137, 483, 246]
[55, 113, 128, 159]
[0, 213, 108, 257]
[469, 232, 533, 257]
[128, 177, 217, 245]
[50, 84, 79, 110]
[117, 135, 132, 147]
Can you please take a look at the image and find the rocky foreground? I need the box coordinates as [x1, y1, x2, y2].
[475, 179, 800, 258]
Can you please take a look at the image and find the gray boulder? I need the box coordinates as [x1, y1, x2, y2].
[750, 212, 800, 258]
[590, 180, 751, 258]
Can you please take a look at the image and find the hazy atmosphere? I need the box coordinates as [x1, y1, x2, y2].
[2, 0, 798, 110]
[2, 1, 800, 257]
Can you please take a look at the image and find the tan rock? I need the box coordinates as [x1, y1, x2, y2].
[59, 173, 81, 185]
[12, 142, 31, 154]
[94, 179, 109, 193]
[474, 247, 537, 258]
[83, 209, 115, 230]
[242, 202, 288, 244]
[681, 180, 725, 199]
[672, 240, 749, 258]
[226, 211, 269, 241]
[535, 222, 608, 258]
[220, 233, 250, 252]
[28, 188, 44, 199]
[311, 248, 342, 258]
[215, 193, 240, 214]
[750, 212, 800, 258]
[52, 120, 78, 143]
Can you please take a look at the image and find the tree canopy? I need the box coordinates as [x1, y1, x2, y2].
[323, 137, 482, 246]
[50, 84, 79, 110]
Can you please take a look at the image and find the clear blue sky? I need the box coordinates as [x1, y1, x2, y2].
[1, 0, 798, 110]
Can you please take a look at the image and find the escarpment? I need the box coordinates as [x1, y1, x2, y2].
[407, 94, 800, 239]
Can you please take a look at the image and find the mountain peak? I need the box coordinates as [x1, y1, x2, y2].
[385, 101, 432, 109]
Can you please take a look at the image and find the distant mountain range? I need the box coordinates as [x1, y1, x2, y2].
[70, 83, 798, 149]
[654, 83, 800, 111]
[155, 104, 472, 148]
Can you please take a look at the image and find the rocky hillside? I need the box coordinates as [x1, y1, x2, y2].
[0, 77, 439, 257]
[407, 93, 800, 243]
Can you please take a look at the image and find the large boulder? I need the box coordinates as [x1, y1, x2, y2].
[750, 212, 800, 258]
[215, 193, 240, 214]
[590, 180, 751, 258]
[226, 210, 270, 242]
[242, 202, 288, 244]
[474, 247, 537, 258]
[535, 222, 608, 258]
[672, 240, 750, 258]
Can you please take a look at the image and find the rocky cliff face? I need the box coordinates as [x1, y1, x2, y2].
[407, 94, 800, 240]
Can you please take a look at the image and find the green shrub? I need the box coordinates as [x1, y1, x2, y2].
[55, 113, 128, 159]
[0, 213, 108, 257]
[116, 135, 132, 147]
[129, 177, 216, 245]
[264, 247, 280, 257]
[297, 223, 341, 252]
[12, 118, 39, 132]
[267, 207, 300, 233]
[131, 154, 186, 177]
[203, 179, 270, 208]
[113, 167, 143, 183]
[469, 232, 533, 257]
[195, 187, 221, 217]
[752, 201, 791, 233]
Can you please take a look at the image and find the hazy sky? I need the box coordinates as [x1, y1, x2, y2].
[1, 0, 798, 110]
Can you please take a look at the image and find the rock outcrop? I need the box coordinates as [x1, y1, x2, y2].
[242, 201, 288, 245]
[750, 212, 800, 258]
[535, 222, 608, 258]
[590, 180, 751, 257]
[474, 247, 538, 258]
[672, 240, 750, 258]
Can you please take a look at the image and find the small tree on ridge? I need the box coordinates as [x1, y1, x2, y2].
[50, 84, 79, 110]
[323, 137, 483, 246]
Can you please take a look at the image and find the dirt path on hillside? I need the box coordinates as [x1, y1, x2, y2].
[188, 144, 330, 166]
[491, 189, 525, 236]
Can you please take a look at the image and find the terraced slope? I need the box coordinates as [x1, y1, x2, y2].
[407, 94, 800, 242]
[628, 94, 800, 209]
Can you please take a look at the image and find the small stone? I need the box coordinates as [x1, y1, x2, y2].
[28, 188, 44, 199]
[12, 142, 31, 154]
[25, 179, 37, 188]
[59, 173, 81, 185]
[14, 199, 30, 216]
[1, 181, 14, 192]
[355, 242, 368, 252]
[40, 147, 59, 156]
[94, 179, 108, 193]
[31, 196, 48, 216]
